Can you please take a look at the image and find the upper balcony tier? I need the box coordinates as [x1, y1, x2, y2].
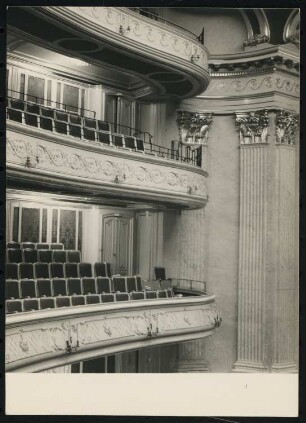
[7, 7, 210, 101]
[6, 98, 208, 210]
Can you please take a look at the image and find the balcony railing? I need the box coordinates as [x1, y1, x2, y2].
[6, 91, 202, 167]
[128, 8, 205, 44]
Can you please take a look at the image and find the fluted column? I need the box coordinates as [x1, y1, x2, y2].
[233, 110, 298, 373]
[271, 111, 299, 372]
[172, 339, 209, 372]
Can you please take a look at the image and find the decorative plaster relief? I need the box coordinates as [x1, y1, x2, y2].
[6, 301, 219, 368]
[204, 74, 299, 98]
[6, 132, 208, 200]
[235, 110, 270, 144]
[176, 111, 213, 144]
[275, 111, 299, 145]
[72, 7, 208, 69]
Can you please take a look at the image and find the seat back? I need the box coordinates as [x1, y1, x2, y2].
[23, 298, 39, 312]
[36, 279, 52, 297]
[34, 262, 50, 279]
[20, 279, 36, 298]
[136, 139, 145, 152]
[65, 263, 79, 278]
[113, 277, 127, 293]
[98, 121, 111, 132]
[21, 242, 36, 249]
[7, 241, 20, 249]
[6, 299, 23, 314]
[19, 263, 34, 279]
[67, 278, 82, 295]
[56, 296, 71, 308]
[86, 294, 100, 305]
[126, 276, 137, 293]
[6, 279, 20, 300]
[67, 250, 81, 263]
[40, 297, 55, 309]
[11, 98, 25, 110]
[36, 243, 49, 250]
[40, 106, 54, 118]
[157, 289, 168, 299]
[50, 263, 65, 278]
[112, 134, 124, 147]
[101, 293, 115, 303]
[6, 263, 19, 280]
[40, 116, 53, 131]
[52, 250, 67, 263]
[7, 108, 23, 122]
[145, 291, 157, 299]
[115, 292, 129, 302]
[50, 243, 64, 250]
[69, 113, 82, 125]
[106, 262, 112, 277]
[23, 248, 38, 263]
[96, 277, 111, 294]
[24, 112, 39, 127]
[135, 276, 143, 291]
[130, 292, 145, 300]
[7, 248, 23, 263]
[160, 280, 172, 290]
[94, 262, 107, 277]
[98, 131, 111, 145]
[71, 295, 86, 306]
[124, 136, 136, 150]
[154, 267, 166, 280]
[83, 127, 96, 141]
[82, 277, 96, 295]
[55, 110, 69, 122]
[78, 263, 92, 278]
[38, 249, 53, 263]
[52, 278, 67, 296]
[84, 117, 97, 129]
[27, 102, 40, 115]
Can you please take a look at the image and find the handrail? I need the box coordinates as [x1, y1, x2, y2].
[128, 8, 205, 44]
[8, 89, 96, 119]
[7, 95, 202, 167]
[172, 278, 207, 294]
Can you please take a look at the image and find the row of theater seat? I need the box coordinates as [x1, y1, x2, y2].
[6, 262, 111, 280]
[6, 289, 171, 314]
[7, 248, 83, 264]
[7, 99, 146, 152]
[7, 241, 64, 250]
[6, 275, 145, 299]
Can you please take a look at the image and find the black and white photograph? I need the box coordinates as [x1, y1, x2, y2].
[4, 3, 300, 417]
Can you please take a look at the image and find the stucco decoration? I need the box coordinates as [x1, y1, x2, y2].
[176, 111, 213, 144]
[6, 298, 219, 370]
[275, 111, 299, 145]
[235, 110, 270, 144]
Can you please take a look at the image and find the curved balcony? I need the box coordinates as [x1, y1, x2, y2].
[8, 6, 210, 100]
[6, 293, 219, 372]
[7, 120, 208, 210]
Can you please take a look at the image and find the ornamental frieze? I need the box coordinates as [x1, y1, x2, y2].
[6, 133, 208, 200]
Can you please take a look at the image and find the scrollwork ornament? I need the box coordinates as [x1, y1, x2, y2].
[235, 110, 270, 144]
[275, 111, 299, 145]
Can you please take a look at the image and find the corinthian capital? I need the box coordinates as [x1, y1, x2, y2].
[275, 111, 299, 145]
[176, 111, 213, 144]
[235, 110, 270, 144]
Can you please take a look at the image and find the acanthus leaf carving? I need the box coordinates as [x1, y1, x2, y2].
[275, 111, 299, 145]
[235, 110, 270, 144]
[176, 111, 213, 144]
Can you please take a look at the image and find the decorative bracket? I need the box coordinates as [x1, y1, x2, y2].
[235, 110, 270, 144]
[244, 34, 270, 47]
[275, 111, 299, 145]
[177, 111, 213, 144]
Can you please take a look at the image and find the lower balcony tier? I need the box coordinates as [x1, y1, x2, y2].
[7, 121, 208, 210]
[6, 292, 219, 372]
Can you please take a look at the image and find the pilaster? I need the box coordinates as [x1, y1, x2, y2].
[233, 109, 299, 373]
[172, 339, 209, 372]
